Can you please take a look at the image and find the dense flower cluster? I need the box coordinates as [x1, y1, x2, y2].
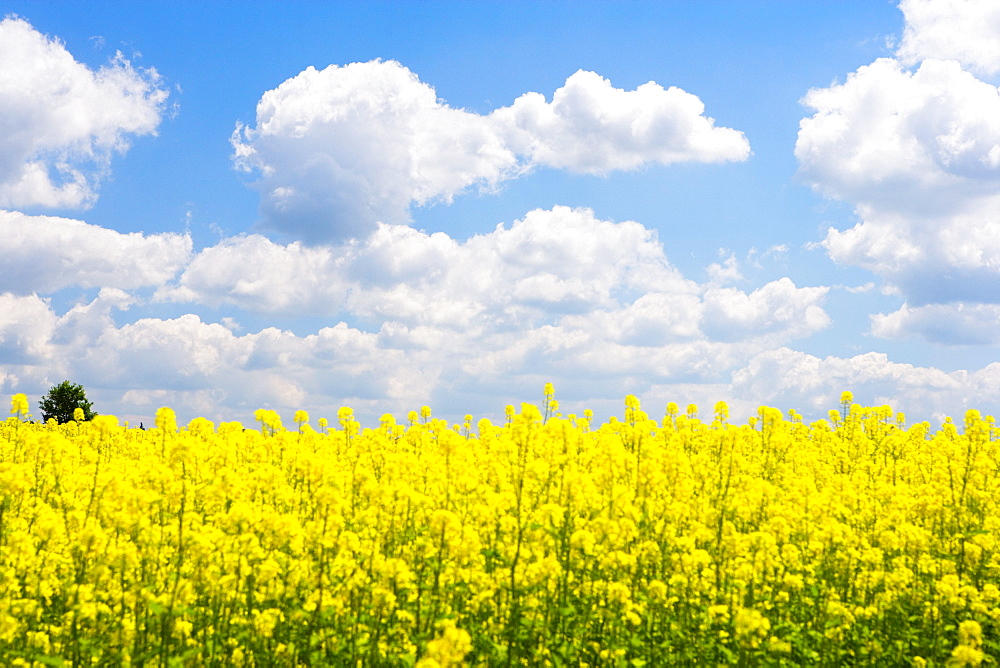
[1, 390, 998, 666]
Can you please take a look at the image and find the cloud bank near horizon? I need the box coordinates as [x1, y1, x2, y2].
[0, 205, 841, 422]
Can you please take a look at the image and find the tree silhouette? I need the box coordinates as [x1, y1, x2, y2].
[39, 380, 96, 423]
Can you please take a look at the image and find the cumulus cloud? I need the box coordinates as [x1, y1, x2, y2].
[158, 206, 686, 322]
[871, 302, 1000, 345]
[797, 58, 1000, 214]
[0, 17, 169, 209]
[0, 209, 192, 294]
[159, 206, 826, 344]
[232, 60, 749, 241]
[701, 278, 830, 343]
[796, 2, 1000, 341]
[149, 208, 827, 415]
[497, 69, 751, 173]
[730, 347, 1000, 422]
[0, 293, 58, 364]
[155, 235, 343, 312]
[5, 202, 984, 427]
[0, 295, 454, 424]
[0, 206, 829, 425]
[6, 284, 993, 428]
[897, 0, 1000, 77]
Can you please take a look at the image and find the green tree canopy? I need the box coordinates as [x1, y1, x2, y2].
[39, 380, 96, 423]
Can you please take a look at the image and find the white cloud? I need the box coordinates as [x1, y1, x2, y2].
[160, 206, 827, 345]
[897, 0, 1000, 77]
[0, 209, 192, 294]
[797, 16, 1000, 322]
[730, 347, 1000, 422]
[797, 58, 1000, 213]
[155, 234, 343, 312]
[2, 206, 832, 425]
[2, 206, 985, 426]
[706, 253, 743, 285]
[5, 286, 994, 426]
[0, 17, 169, 209]
[497, 69, 750, 174]
[232, 60, 749, 241]
[159, 206, 688, 325]
[871, 302, 1000, 345]
[0, 293, 58, 364]
[701, 278, 831, 343]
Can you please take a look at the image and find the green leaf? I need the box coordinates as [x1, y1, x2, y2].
[33, 657, 66, 668]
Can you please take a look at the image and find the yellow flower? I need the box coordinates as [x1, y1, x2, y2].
[708, 604, 730, 624]
[92, 415, 118, 433]
[949, 644, 984, 667]
[959, 620, 983, 649]
[417, 620, 472, 668]
[734, 607, 771, 648]
[252, 608, 284, 638]
[156, 406, 177, 431]
[10, 393, 28, 417]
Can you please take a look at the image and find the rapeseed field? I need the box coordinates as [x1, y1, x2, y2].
[1, 388, 996, 666]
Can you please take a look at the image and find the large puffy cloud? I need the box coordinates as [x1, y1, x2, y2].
[0, 293, 59, 364]
[0, 297, 461, 424]
[0, 209, 192, 294]
[156, 235, 343, 312]
[158, 206, 690, 323]
[232, 60, 749, 241]
[344, 207, 689, 329]
[701, 279, 830, 343]
[154, 208, 828, 415]
[870, 302, 1000, 345]
[798, 58, 1000, 215]
[496, 69, 750, 173]
[3, 203, 987, 427]
[232, 60, 521, 241]
[0, 287, 431, 421]
[2, 206, 831, 425]
[796, 59, 1000, 305]
[797, 3, 1000, 341]
[896, 0, 1000, 77]
[0, 17, 169, 209]
[159, 206, 825, 342]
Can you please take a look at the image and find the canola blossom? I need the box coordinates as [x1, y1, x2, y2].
[0, 392, 998, 666]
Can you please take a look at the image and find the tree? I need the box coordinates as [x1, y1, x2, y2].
[39, 380, 96, 423]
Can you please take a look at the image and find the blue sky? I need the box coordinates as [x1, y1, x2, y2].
[3, 0, 1000, 427]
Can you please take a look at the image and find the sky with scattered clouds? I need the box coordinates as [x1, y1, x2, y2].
[3, 0, 1000, 427]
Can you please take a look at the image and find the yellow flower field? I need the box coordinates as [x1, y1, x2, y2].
[1, 389, 997, 666]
